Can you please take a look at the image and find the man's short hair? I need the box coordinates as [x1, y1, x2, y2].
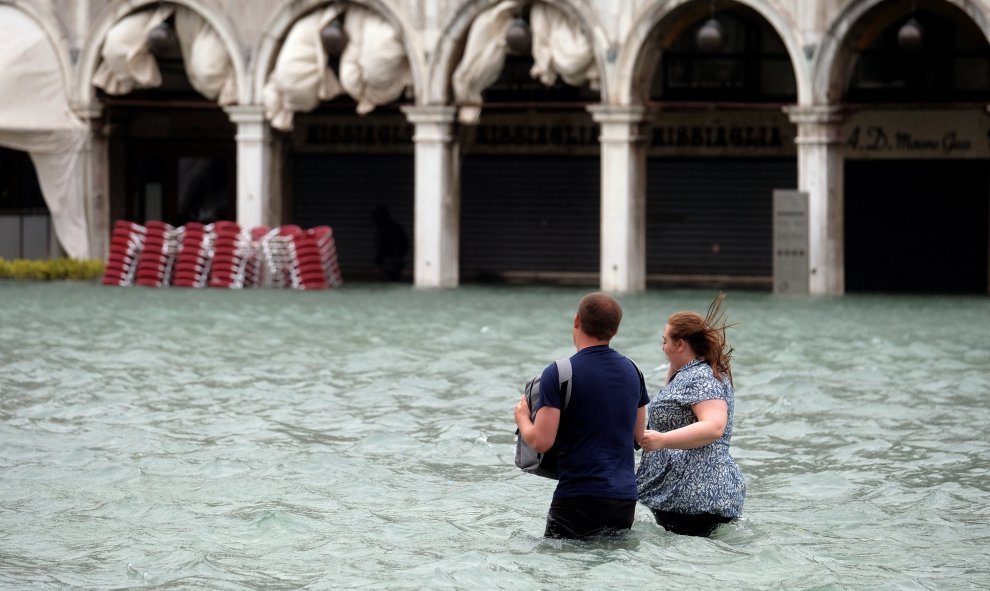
[578, 292, 622, 341]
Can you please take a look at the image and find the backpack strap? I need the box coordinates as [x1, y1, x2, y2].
[554, 358, 573, 410]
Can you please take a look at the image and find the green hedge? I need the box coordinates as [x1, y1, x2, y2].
[0, 258, 106, 281]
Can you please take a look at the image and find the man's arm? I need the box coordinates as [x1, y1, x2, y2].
[633, 405, 647, 446]
[514, 397, 560, 454]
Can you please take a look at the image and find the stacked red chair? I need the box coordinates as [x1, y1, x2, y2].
[257, 225, 298, 288]
[242, 225, 270, 287]
[172, 222, 214, 288]
[286, 227, 329, 289]
[134, 221, 178, 287]
[207, 221, 249, 288]
[102, 220, 146, 286]
[309, 225, 343, 288]
[103, 219, 343, 290]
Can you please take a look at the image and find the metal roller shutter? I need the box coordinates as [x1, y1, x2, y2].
[845, 159, 989, 294]
[460, 154, 600, 281]
[646, 158, 796, 279]
[293, 153, 414, 276]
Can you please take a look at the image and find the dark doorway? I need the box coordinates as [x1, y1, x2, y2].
[292, 153, 414, 279]
[107, 107, 235, 228]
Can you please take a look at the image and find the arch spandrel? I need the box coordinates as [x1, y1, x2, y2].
[427, 0, 611, 106]
[74, 0, 250, 110]
[615, 0, 810, 107]
[814, 0, 990, 105]
[254, 0, 427, 106]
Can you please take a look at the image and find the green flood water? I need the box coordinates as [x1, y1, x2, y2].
[1, 281, 988, 590]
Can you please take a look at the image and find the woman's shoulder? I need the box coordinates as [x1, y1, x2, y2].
[678, 359, 714, 381]
[672, 360, 729, 402]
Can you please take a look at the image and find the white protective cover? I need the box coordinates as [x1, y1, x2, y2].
[174, 7, 238, 105]
[452, 2, 598, 124]
[451, 0, 518, 125]
[528, 4, 598, 90]
[92, 6, 173, 94]
[92, 5, 237, 105]
[263, 6, 344, 131]
[263, 6, 412, 130]
[0, 6, 89, 259]
[338, 6, 413, 116]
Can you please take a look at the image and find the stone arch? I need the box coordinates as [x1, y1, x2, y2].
[814, 0, 990, 104]
[74, 0, 250, 109]
[254, 0, 427, 105]
[614, 0, 810, 106]
[427, 0, 612, 105]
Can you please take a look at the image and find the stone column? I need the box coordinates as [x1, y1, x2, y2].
[225, 105, 272, 229]
[401, 105, 460, 288]
[785, 105, 845, 295]
[588, 105, 648, 294]
[76, 104, 109, 261]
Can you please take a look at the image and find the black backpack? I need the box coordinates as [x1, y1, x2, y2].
[514, 358, 572, 479]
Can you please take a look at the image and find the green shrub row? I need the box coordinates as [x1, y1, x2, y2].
[0, 258, 106, 281]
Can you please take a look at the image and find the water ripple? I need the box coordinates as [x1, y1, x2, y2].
[1, 283, 989, 589]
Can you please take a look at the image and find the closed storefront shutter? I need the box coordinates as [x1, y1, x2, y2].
[646, 158, 796, 279]
[293, 153, 414, 276]
[460, 154, 600, 281]
[845, 159, 989, 294]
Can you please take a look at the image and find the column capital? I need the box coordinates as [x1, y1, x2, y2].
[784, 105, 844, 146]
[402, 105, 457, 144]
[588, 105, 648, 145]
[401, 105, 458, 125]
[224, 104, 267, 124]
[783, 104, 844, 125]
[587, 104, 647, 125]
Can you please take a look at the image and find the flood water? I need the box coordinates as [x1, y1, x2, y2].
[1, 282, 988, 589]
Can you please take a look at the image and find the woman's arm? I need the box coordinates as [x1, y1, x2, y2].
[638, 399, 727, 451]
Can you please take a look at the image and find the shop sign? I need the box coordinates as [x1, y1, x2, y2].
[648, 111, 796, 157]
[293, 115, 413, 154]
[844, 110, 990, 159]
[293, 110, 798, 157]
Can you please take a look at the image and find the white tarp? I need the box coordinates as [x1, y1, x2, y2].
[452, 2, 597, 124]
[175, 8, 238, 105]
[338, 6, 413, 115]
[263, 6, 413, 130]
[528, 4, 598, 90]
[0, 6, 89, 259]
[263, 6, 344, 131]
[452, 0, 518, 125]
[92, 6, 172, 94]
[92, 6, 237, 105]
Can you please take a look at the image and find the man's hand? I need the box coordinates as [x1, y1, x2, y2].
[514, 395, 531, 428]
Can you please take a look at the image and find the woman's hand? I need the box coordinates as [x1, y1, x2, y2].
[639, 429, 665, 452]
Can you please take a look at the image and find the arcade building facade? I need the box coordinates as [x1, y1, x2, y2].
[1, 0, 988, 294]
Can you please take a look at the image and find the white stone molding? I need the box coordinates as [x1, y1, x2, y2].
[784, 104, 845, 295]
[401, 105, 460, 288]
[225, 105, 273, 231]
[589, 104, 648, 293]
[615, 0, 811, 106]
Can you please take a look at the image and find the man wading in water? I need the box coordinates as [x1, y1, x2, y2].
[514, 292, 649, 539]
